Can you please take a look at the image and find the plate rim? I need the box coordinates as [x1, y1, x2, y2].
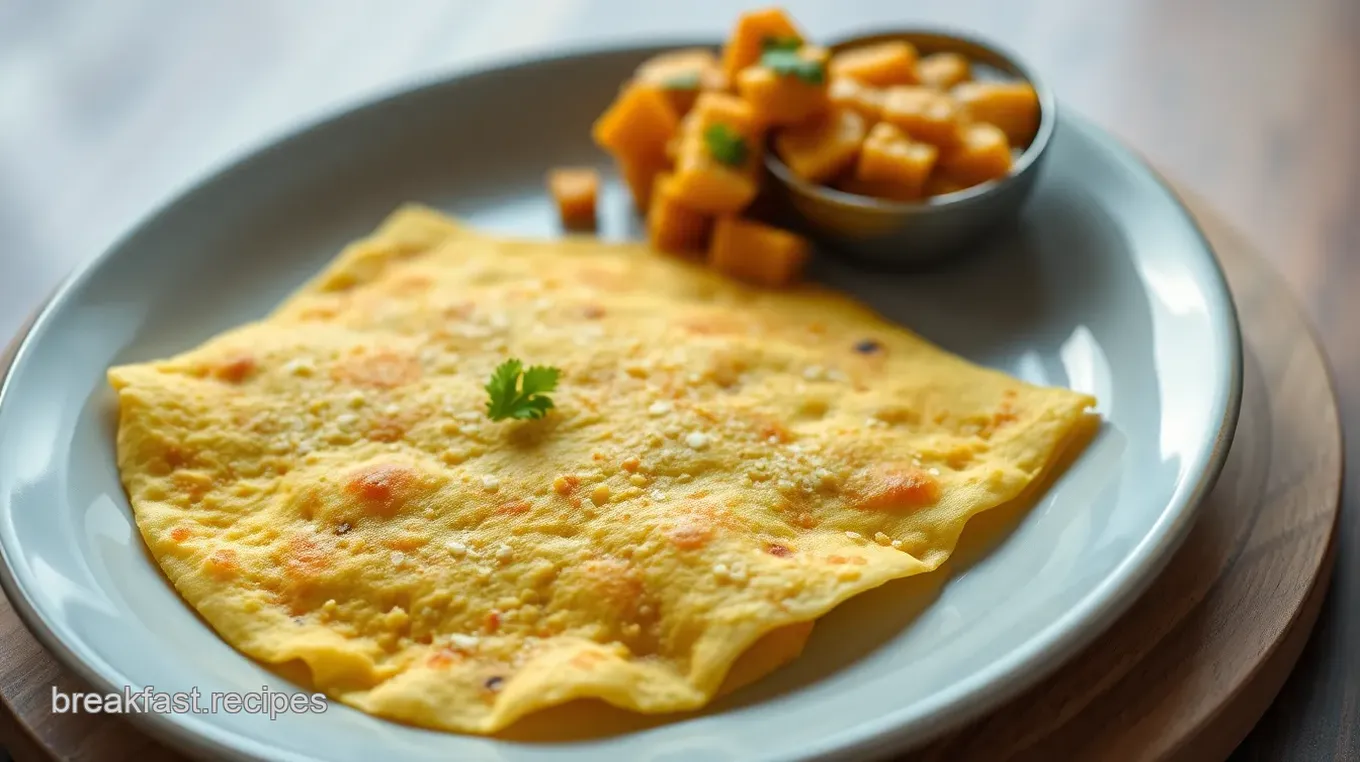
[0, 38, 1244, 762]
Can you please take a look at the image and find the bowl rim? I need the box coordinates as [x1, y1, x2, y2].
[765, 26, 1057, 214]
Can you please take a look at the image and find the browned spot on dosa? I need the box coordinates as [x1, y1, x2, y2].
[332, 349, 421, 389]
[210, 353, 256, 383]
[344, 463, 417, 517]
[852, 466, 941, 511]
[204, 548, 239, 580]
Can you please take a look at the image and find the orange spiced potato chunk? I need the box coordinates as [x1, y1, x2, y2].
[593, 83, 678, 165]
[648, 173, 712, 254]
[936, 122, 1013, 187]
[682, 91, 763, 138]
[916, 52, 971, 90]
[881, 85, 966, 147]
[708, 216, 810, 287]
[828, 41, 919, 87]
[774, 108, 867, 183]
[736, 45, 831, 126]
[593, 84, 679, 209]
[854, 122, 938, 199]
[720, 6, 804, 82]
[828, 77, 885, 123]
[634, 48, 728, 115]
[615, 154, 669, 211]
[546, 168, 599, 228]
[952, 81, 1041, 147]
[668, 93, 763, 214]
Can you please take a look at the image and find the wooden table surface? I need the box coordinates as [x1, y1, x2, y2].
[0, 0, 1355, 759]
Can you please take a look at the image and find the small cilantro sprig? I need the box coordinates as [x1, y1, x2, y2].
[759, 37, 825, 84]
[703, 123, 749, 167]
[761, 49, 826, 84]
[660, 71, 702, 90]
[485, 359, 561, 421]
[761, 36, 803, 52]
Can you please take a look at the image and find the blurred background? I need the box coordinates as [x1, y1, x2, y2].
[0, 1, 1355, 760]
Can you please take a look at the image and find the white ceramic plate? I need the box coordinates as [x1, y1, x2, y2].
[0, 43, 1240, 762]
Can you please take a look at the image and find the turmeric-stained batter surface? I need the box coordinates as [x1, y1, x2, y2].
[108, 206, 1095, 734]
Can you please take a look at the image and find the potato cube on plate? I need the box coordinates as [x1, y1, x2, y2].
[736, 46, 831, 126]
[720, 6, 804, 82]
[616, 154, 669, 211]
[668, 139, 759, 215]
[592, 83, 679, 167]
[669, 151, 760, 214]
[648, 173, 712, 254]
[668, 91, 758, 164]
[709, 216, 810, 287]
[634, 48, 729, 115]
[667, 93, 762, 214]
[547, 168, 599, 228]
[685, 91, 763, 140]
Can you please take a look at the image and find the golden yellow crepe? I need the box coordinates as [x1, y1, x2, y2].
[108, 206, 1095, 734]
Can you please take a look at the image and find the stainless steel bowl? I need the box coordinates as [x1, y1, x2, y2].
[764, 29, 1056, 267]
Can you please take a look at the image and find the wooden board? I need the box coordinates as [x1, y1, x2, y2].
[0, 194, 1341, 762]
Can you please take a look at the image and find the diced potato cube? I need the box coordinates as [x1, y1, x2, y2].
[854, 122, 937, 198]
[664, 91, 763, 214]
[593, 84, 679, 168]
[937, 122, 1013, 186]
[828, 41, 919, 87]
[952, 81, 1040, 147]
[828, 77, 885, 122]
[674, 92, 763, 209]
[547, 167, 599, 228]
[634, 48, 729, 115]
[685, 91, 762, 140]
[668, 131, 760, 214]
[648, 173, 712, 254]
[917, 52, 971, 90]
[881, 85, 966, 146]
[668, 155, 760, 214]
[774, 108, 867, 183]
[736, 47, 831, 127]
[616, 154, 669, 211]
[720, 7, 804, 82]
[709, 216, 810, 287]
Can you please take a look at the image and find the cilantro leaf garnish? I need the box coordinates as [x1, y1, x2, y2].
[761, 36, 804, 52]
[485, 359, 561, 421]
[760, 47, 826, 84]
[660, 71, 702, 90]
[703, 123, 749, 167]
